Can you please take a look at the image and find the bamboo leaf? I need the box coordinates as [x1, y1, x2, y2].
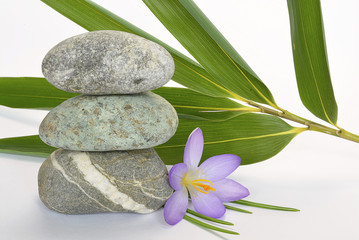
[143, 0, 276, 106]
[0, 77, 78, 109]
[155, 113, 305, 165]
[287, 0, 338, 125]
[153, 87, 258, 121]
[233, 199, 300, 212]
[178, 0, 260, 81]
[0, 77, 255, 121]
[0, 114, 304, 165]
[0, 135, 55, 158]
[40, 0, 233, 98]
[183, 215, 239, 235]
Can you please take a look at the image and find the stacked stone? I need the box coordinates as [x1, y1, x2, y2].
[38, 31, 177, 214]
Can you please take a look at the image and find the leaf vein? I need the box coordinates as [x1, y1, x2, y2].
[298, 5, 334, 125]
[156, 128, 304, 149]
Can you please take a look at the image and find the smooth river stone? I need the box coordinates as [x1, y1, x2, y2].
[38, 148, 173, 214]
[42, 30, 175, 94]
[39, 92, 178, 151]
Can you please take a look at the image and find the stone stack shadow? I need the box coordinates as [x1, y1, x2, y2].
[38, 31, 178, 214]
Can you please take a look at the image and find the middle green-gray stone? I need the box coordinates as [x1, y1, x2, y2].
[39, 92, 178, 151]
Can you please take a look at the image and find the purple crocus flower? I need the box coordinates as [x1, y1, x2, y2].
[164, 127, 249, 225]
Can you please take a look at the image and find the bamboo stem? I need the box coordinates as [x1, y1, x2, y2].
[234, 99, 359, 144]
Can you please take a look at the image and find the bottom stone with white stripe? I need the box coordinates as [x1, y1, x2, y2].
[38, 148, 173, 214]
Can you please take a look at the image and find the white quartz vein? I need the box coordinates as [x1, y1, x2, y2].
[71, 152, 153, 214]
[50, 152, 114, 212]
[132, 175, 169, 201]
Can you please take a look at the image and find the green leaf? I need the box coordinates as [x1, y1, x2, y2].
[0, 77, 78, 109]
[183, 215, 239, 235]
[186, 209, 233, 226]
[287, 0, 338, 125]
[0, 114, 304, 164]
[224, 205, 252, 214]
[233, 199, 300, 212]
[178, 0, 260, 81]
[0, 135, 55, 158]
[153, 87, 258, 121]
[41, 0, 233, 98]
[0, 77, 255, 121]
[155, 113, 305, 165]
[143, 0, 276, 106]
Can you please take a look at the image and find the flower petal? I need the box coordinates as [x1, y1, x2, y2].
[199, 154, 241, 182]
[191, 191, 226, 218]
[164, 188, 189, 225]
[213, 178, 250, 202]
[168, 163, 188, 191]
[184, 128, 204, 168]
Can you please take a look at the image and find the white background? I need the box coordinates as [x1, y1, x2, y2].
[1, 0, 359, 239]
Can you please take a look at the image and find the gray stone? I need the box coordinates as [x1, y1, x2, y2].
[39, 92, 178, 151]
[42, 30, 175, 94]
[38, 148, 173, 214]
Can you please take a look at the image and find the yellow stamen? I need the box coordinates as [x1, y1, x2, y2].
[191, 179, 216, 194]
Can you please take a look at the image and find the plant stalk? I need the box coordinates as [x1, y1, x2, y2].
[240, 100, 359, 143]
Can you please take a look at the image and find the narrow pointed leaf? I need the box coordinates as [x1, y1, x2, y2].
[155, 113, 305, 165]
[0, 77, 78, 109]
[0, 114, 304, 164]
[287, 0, 338, 124]
[41, 0, 233, 98]
[178, 0, 260, 90]
[233, 199, 300, 212]
[224, 205, 252, 214]
[0, 135, 55, 158]
[153, 87, 258, 121]
[143, 0, 276, 106]
[183, 215, 239, 235]
[0, 77, 255, 121]
[186, 209, 233, 226]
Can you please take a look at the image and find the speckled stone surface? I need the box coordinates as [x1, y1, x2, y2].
[39, 92, 178, 151]
[42, 30, 175, 94]
[38, 148, 173, 214]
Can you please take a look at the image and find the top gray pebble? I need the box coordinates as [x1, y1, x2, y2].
[42, 30, 175, 94]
